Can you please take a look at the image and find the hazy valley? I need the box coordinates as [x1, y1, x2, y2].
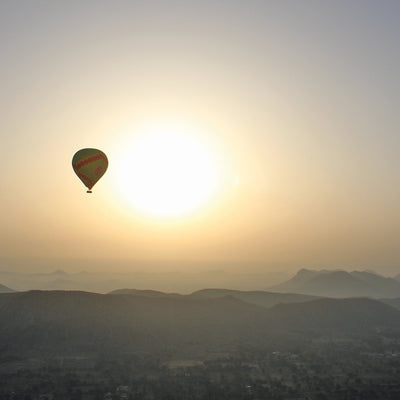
[2, 269, 400, 399]
[0, 268, 289, 294]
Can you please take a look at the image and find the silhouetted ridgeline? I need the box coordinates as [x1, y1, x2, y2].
[189, 288, 318, 308]
[0, 283, 14, 293]
[0, 269, 288, 293]
[270, 269, 400, 298]
[110, 288, 182, 298]
[380, 297, 400, 310]
[110, 288, 318, 308]
[2, 268, 400, 296]
[0, 290, 400, 358]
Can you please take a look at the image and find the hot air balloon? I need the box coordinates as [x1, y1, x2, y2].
[72, 148, 108, 193]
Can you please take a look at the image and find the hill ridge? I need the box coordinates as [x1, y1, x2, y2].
[0, 283, 15, 293]
[270, 269, 400, 298]
[0, 290, 399, 358]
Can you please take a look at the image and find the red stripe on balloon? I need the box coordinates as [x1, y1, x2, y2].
[77, 172, 93, 189]
[73, 153, 107, 171]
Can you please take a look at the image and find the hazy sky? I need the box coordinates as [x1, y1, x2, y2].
[1, 1, 400, 274]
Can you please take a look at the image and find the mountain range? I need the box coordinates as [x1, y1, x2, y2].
[0, 269, 287, 293]
[110, 288, 318, 309]
[270, 268, 400, 298]
[0, 290, 399, 358]
[2, 267, 400, 299]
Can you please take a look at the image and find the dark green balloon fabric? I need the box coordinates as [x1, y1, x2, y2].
[72, 148, 108, 190]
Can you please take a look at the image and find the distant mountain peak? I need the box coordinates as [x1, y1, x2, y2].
[297, 268, 315, 274]
[52, 269, 67, 276]
[363, 269, 380, 275]
[270, 268, 400, 298]
[288, 269, 319, 284]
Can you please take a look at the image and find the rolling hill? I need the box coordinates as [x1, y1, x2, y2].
[380, 298, 400, 310]
[0, 283, 14, 293]
[109, 288, 318, 308]
[0, 290, 399, 358]
[268, 297, 400, 331]
[189, 288, 318, 308]
[109, 288, 182, 298]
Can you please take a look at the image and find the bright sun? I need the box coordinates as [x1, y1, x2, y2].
[113, 126, 221, 218]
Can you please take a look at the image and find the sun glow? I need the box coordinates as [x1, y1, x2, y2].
[113, 126, 222, 218]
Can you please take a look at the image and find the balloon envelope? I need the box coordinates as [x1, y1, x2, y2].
[72, 148, 108, 192]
